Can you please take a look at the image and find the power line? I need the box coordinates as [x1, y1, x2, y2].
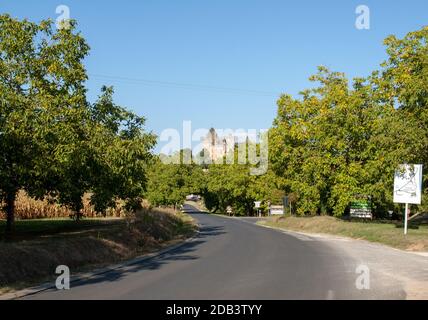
[89, 73, 281, 97]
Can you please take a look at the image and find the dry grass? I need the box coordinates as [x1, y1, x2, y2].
[0, 191, 127, 220]
[260, 216, 428, 252]
[0, 208, 196, 293]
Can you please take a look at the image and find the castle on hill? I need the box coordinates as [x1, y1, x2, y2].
[201, 128, 235, 163]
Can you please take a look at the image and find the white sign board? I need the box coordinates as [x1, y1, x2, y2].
[350, 209, 372, 219]
[270, 206, 284, 215]
[254, 201, 262, 209]
[393, 164, 423, 205]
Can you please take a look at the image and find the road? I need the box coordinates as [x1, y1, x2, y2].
[23, 205, 428, 300]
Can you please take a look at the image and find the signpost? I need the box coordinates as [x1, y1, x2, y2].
[283, 196, 292, 216]
[393, 164, 423, 235]
[254, 201, 262, 217]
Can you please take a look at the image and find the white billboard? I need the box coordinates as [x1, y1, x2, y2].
[393, 164, 423, 205]
[270, 206, 284, 215]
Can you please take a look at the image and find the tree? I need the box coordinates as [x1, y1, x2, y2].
[88, 86, 156, 214]
[270, 65, 422, 217]
[0, 15, 156, 232]
[0, 15, 89, 232]
[146, 152, 202, 208]
[374, 26, 428, 211]
[201, 141, 275, 216]
[205, 162, 252, 214]
[51, 86, 156, 219]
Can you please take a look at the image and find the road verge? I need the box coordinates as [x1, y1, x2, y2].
[0, 208, 197, 298]
[258, 216, 428, 252]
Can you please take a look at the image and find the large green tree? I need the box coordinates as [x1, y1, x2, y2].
[0, 15, 156, 232]
[0, 15, 89, 232]
[146, 152, 203, 208]
[88, 86, 156, 214]
[54, 86, 156, 219]
[270, 65, 421, 217]
[374, 26, 428, 210]
[201, 142, 280, 215]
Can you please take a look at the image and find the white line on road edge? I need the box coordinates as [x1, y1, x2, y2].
[281, 230, 314, 241]
[253, 223, 316, 241]
[0, 226, 202, 301]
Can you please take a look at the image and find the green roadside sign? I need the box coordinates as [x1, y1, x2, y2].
[350, 198, 372, 219]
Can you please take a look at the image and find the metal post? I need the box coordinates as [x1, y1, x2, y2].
[404, 203, 409, 235]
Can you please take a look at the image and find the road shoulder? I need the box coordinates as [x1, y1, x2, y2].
[0, 224, 201, 300]
[252, 218, 428, 300]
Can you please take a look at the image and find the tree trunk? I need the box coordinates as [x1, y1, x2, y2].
[5, 191, 16, 235]
[75, 206, 82, 222]
[72, 199, 83, 222]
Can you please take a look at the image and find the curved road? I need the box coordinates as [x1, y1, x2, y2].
[23, 205, 428, 300]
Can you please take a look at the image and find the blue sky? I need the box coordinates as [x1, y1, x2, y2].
[2, 0, 428, 152]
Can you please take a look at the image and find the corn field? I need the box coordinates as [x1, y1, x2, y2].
[0, 191, 128, 220]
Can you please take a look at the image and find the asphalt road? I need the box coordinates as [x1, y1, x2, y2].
[22, 204, 428, 300]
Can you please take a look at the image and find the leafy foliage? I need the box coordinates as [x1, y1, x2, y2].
[146, 152, 203, 208]
[0, 15, 91, 231]
[0, 15, 155, 232]
[270, 27, 428, 217]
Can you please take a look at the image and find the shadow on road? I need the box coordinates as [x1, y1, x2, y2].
[68, 220, 226, 289]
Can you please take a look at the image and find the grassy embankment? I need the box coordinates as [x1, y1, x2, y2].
[259, 215, 428, 252]
[0, 208, 196, 294]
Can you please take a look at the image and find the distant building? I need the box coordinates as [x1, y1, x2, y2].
[201, 128, 235, 163]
